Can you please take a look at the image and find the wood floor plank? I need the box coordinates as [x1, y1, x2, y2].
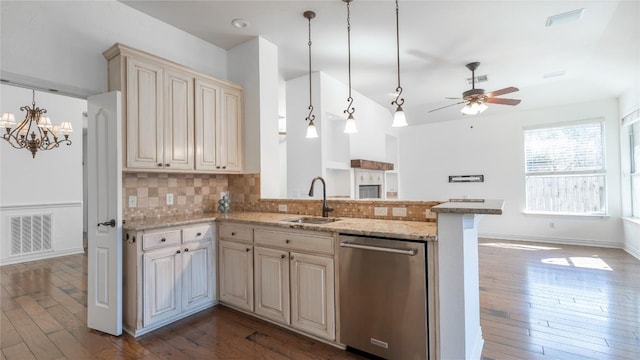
[48, 329, 94, 359]
[14, 295, 64, 334]
[3, 308, 62, 360]
[1, 342, 36, 360]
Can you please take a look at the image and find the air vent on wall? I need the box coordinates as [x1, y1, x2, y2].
[10, 214, 52, 256]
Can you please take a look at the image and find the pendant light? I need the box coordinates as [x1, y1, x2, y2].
[304, 10, 318, 139]
[391, 0, 408, 127]
[343, 0, 357, 134]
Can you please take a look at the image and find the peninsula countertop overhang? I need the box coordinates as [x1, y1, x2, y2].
[431, 199, 505, 215]
[124, 212, 437, 242]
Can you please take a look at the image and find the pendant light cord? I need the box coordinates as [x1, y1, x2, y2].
[392, 0, 404, 107]
[344, 0, 355, 116]
[306, 13, 315, 122]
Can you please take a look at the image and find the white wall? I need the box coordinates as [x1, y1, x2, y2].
[0, 85, 85, 264]
[0, 0, 227, 97]
[400, 98, 623, 248]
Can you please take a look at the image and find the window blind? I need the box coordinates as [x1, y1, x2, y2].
[524, 122, 604, 174]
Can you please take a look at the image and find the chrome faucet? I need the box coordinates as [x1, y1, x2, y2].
[308, 176, 334, 217]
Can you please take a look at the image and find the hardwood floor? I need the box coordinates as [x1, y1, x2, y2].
[1, 239, 638, 359]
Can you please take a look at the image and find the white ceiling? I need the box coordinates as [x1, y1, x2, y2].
[121, 0, 639, 125]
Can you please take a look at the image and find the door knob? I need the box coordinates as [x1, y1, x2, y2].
[97, 219, 116, 227]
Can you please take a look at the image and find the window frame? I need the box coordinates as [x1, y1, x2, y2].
[523, 119, 607, 216]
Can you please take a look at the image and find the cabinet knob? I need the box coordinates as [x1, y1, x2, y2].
[222, 166, 226, 169]
[158, 163, 163, 167]
[246, 248, 250, 252]
[196, 232, 202, 236]
[184, 248, 189, 252]
[160, 238, 166, 242]
[281, 254, 286, 259]
[231, 232, 236, 236]
[176, 250, 181, 254]
[290, 256, 294, 260]
[165, 163, 170, 167]
[285, 239, 290, 244]
[216, 166, 221, 169]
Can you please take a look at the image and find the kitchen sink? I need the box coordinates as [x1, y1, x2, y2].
[282, 217, 340, 225]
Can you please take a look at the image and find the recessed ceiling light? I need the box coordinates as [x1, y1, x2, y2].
[231, 18, 250, 29]
[545, 8, 585, 27]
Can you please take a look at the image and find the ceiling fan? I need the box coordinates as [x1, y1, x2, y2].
[429, 62, 521, 115]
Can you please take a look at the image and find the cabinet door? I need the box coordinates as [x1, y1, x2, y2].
[254, 246, 290, 325]
[290, 252, 335, 340]
[143, 247, 181, 327]
[182, 241, 215, 312]
[194, 78, 221, 171]
[219, 240, 253, 311]
[220, 86, 243, 172]
[163, 68, 194, 170]
[126, 57, 163, 169]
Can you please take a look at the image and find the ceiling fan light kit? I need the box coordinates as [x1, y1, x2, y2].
[429, 61, 521, 115]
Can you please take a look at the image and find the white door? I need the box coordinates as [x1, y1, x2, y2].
[87, 91, 122, 336]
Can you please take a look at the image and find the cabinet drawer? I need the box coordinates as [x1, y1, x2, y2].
[254, 228, 333, 255]
[142, 229, 181, 250]
[218, 223, 253, 243]
[183, 223, 214, 243]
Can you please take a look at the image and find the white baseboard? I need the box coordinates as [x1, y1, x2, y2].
[0, 248, 84, 266]
[479, 232, 622, 249]
[471, 329, 485, 360]
[623, 242, 640, 260]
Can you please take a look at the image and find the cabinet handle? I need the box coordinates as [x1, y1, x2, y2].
[158, 163, 163, 167]
[196, 232, 202, 236]
[246, 248, 250, 252]
[176, 250, 181, 254]
[281, 254, 286, 259]
[184, 248, 189, 252]
[160, 238, 166, 242]
[285, 239, 290, 244]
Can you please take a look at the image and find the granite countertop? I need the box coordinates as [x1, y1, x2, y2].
[431, 199, 504, 215]
[124, 212, 437, 242]
[124, 213, 217, 231]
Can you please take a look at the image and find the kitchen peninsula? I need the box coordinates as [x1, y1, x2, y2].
[123, 199, 503, 360]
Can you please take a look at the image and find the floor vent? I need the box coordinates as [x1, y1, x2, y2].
[10, 214, 53, 256]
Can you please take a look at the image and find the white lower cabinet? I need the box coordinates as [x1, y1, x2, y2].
[123, 222, 216, 336]
[218, 222, 336, 342]
[290, 252, 335, 340]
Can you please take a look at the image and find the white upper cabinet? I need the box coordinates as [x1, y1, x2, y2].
[195, 78, 243, 172]
[104, 43, 243, 173]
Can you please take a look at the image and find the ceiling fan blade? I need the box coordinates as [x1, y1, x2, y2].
[486, 87, 519, 98]
[485, 97, 521, 106]
[428, 101, 466, 113]
[445, 97, 462, 100]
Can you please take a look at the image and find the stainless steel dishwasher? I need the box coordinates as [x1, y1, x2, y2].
[339, 234, 428, 360]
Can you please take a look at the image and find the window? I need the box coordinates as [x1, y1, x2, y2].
[631, 121, 640, 217]
[524, 120, 606, 215]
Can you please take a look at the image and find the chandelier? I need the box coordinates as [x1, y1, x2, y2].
[1, 90, 73, 158]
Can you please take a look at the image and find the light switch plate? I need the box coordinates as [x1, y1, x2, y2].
[374, 207, 388, 216]
[278, 204, 288, 212]
[392, 207, 407, 217]
[128, 196, 137, 208]
[166, 193, 174, 205]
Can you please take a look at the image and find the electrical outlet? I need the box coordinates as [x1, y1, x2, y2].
[278, 204, 288, 212]
[166, 193, 174, 205]
[392, 207, 407, 217]
[374, 207, 388, 216]
[128, 196, 137, 208]
[549, 221, 555, 229]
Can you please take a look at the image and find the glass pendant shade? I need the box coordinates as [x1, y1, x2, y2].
[38, 116, 52, 129]
[60, 121, 74, 134]
[461, 101, 488, 115]
[344, 113, 358, 134]
[392, 105, 408, 127]
[1, 112, 16, 128]
[306, 121, 318, 138]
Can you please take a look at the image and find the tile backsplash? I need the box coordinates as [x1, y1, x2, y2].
[123, 172, 228, 220]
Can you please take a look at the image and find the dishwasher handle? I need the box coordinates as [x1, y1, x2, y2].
[339, 241, 417, 256]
